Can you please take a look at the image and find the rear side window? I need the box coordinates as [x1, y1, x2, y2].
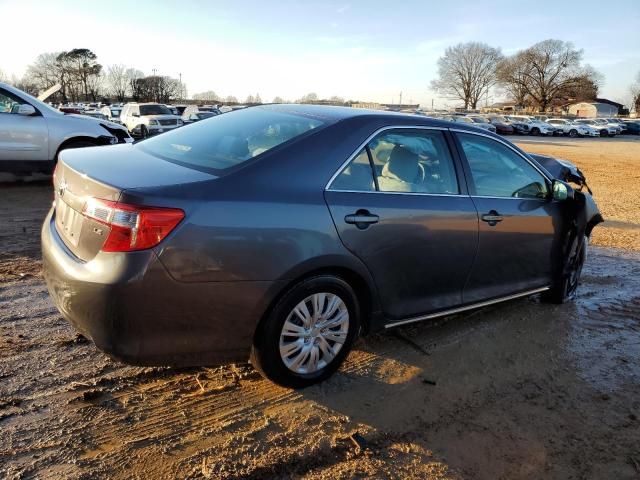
[330, 128, 459, 194]
[138, 107, 326, 173]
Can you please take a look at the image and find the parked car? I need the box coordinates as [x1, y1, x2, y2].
[450, 116, 496, 133]
[100, 106, 123, 125]
[485, 115, 514, 135]
[42, 105, 602, 387]
[183, 111, 217, 124]
[508, 116, 556, 136]
[0, 82, 132, 174]
[592, 118, 622, 135]
[602, 118, 627, 134]
[546, 119, 599, 137]
[467, 116, 497, 133]
[574, 119, 617, 137]
[501, 116, 530, 135]
[620, 120, 640, 135]
[80, 110, 109, 121]
[120, 103, 184, 138]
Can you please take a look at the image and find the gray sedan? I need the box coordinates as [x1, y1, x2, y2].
[42, 105, 602, 387]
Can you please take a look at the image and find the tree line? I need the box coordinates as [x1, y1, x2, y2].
[431, 39, 637, 112]
[2, 43, 638, 111]
[4, 49, 185, 104]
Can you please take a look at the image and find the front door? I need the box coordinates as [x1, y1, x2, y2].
[454, 131, 566, 303]
[324, 128, 478, 320]
[0, 88, 48, 163]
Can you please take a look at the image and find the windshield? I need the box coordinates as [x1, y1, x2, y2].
[140, 104, 172, 116]
[138, 107, 327, 174]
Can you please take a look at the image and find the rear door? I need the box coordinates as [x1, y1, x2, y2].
[324, 127, 478, 321]
[453, 131, 565, 303]
[0, 87, 48, 162]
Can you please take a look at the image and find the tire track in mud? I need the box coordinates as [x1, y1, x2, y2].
[3, 248, 640, 479]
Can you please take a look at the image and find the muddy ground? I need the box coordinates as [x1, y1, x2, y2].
[1, 137, 639, 479]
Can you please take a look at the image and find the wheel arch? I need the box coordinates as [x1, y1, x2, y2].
[252, 259, 382, 346]
[54, 136, 100, 161]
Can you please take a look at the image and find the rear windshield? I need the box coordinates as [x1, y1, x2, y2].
[140, 104, 172, 116]
[137, 107, 326, 173]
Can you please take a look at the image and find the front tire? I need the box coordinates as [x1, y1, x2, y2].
[568, 129, 578, 138]
[544, 235, 588, 304]
[139, 125, 149, 139]
[531, 127, 540, 136]
[250, 276, 360, 388]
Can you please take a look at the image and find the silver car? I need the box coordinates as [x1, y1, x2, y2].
[0, 82, 132, 174]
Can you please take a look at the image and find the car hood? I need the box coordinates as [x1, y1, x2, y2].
[66, 113, 127, 131]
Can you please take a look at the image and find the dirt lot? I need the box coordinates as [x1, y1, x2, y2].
[1, 137, 640, 479]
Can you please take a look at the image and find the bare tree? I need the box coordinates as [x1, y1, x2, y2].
[25, 52, 62, 97]
[272, 96, 284, 103]
[106, 64, 129, 102]
[497, 40, 599, 112]
[0, 68, 7, 82]
[430, 42, 503, 110]
[225, 95, 238, 103]
[631, 71, 640, 113]
[126, 68, 145, 101]
[193, 91, 220, 102]
[297, 92, 318, 103]
[245, 94, 256, 103]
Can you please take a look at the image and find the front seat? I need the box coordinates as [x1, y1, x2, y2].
[378, 145, 425, 192]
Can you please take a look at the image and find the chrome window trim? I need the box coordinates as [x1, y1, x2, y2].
[324, 125, 450, 192]
[328, 189, 463, 198]
[384, 286, 550, 329]
[450, 128, 552, 183]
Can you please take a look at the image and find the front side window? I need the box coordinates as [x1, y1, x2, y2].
[0, 89, 25, 114]
[138, 107, 326, 173]
[457, 133, 548, 199]
[331, 128, 459, 194]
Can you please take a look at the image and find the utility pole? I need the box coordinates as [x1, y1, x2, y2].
[399, 91, 402, 106]
[432, 98, 434, 110]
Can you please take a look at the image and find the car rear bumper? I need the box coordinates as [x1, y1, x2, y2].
[42, 209, 280, 366]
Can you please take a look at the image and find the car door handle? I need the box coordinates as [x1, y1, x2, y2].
[481, 211, 503, 226]
[345, 210, 379, 229]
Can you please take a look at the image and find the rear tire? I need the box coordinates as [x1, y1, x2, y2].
[569, 129, 578, 138]
[250, 275, 360, 388]
[543, 235, 588, 304]
[531, 127, 540, 136]
[140, 125, 149, 139]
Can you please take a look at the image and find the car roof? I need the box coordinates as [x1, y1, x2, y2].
[255, 104, 456, 129]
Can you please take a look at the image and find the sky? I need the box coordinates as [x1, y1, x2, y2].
[1, 0, 639, 108]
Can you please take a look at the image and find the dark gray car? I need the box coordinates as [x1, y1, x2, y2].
[42, 105, 602, 387]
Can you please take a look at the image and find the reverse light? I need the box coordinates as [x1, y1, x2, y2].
[82, 198, 184, 252]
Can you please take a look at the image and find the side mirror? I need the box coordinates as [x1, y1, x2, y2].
[552, 180, 574, 201]
[18, 104, 36, 116]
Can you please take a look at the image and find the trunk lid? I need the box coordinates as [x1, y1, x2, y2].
[53, 144, 215, 261]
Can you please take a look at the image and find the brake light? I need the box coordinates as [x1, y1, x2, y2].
[82, 198, 184, 252]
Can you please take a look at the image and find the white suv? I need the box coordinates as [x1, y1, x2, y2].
[0, 82, 132, 174]
[547, 118, 599, 137]
[120, 103, 183, 138]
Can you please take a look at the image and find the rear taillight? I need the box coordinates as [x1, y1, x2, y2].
[82, 198, 184, 252]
